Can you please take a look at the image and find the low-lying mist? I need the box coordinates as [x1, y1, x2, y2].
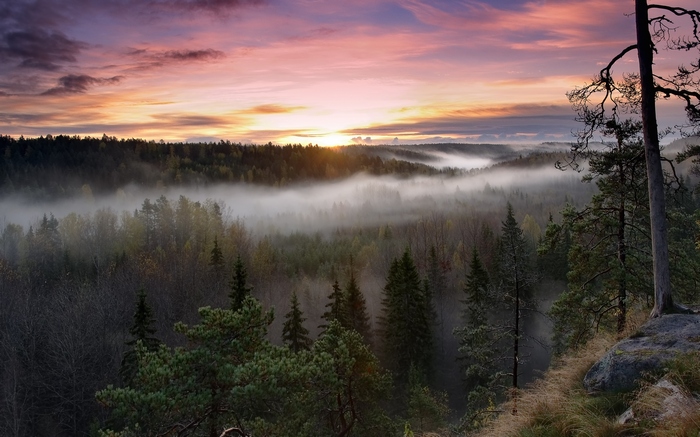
[0, 162, 586, 235]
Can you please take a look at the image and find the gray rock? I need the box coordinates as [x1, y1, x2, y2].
[583, 314, 700, 393]
[616, 378, 699, 424]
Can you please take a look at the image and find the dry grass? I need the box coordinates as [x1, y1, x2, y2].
[468, 311, 700, 437]
[632, 352, 700, 437]
[474, 333, 619, 437]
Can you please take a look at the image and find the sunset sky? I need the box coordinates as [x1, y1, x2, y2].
[1, 0, 697, 145]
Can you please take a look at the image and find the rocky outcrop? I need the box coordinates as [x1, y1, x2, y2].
[583, 314, 700, 393]
[617, 378, 700, 425]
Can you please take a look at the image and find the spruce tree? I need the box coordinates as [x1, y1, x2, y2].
[229, 254, 252, 311]
[282, 291, 313, 353]
[498, 203, 535, 406]
[453, 248, 502, 430]
[380, 248, 433, 387]
[344, 266, 372, 346]
[209, 235, 224, 269]
[120, 288, 160, 385]
[320, 278, 348, 332]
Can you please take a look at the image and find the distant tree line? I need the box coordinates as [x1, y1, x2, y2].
[0, 135, 453, 199]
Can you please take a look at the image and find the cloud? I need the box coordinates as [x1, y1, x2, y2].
[150, 112, 234, 127]
[244, 104, 306, 114]
[42, 74, 123, 95]
[148, 0, 265, 13]
[351, 136, 373, 144]
[159, 49, 225, 61]
[342, 104, 578, 141]
[398, 0, 632, 51]
[0, 29, 87, 71]
[125, 47, 226, 71]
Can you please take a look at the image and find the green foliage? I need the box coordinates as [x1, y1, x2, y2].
[320, 278, 349, 331]
[344, 267, 373, 346]
[98, 297, 301, 436]
[498, 203, 536, 391]
[209, 235, 224, 269]
[548, 121, 653, 352]
[99, 299, 396, 437]
[280, 321, 395, 437]
[406, 366, 450, 434]
[119, 289, 160, 386]
[380, 248, 434, 387]
[454, 248, 505, 432]
[537, 213, 571, 281]
[229, 254, 252, 311]
[282, 291, 313, 352]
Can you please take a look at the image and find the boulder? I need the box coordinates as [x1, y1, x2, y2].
[583, 314, 700, 393]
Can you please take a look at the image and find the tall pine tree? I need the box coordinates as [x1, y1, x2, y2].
[498, 203, 536, 410]
[282, 291, 313, 353]
[320, 277, 348, 332]
[120, 288, 161, 385]
[380, 248, 434, 387]
[229, 254, 252, 311]
[454, 248, 503, 430]
[209, 235, 224, 269]
[344, 264, 372, 346]
[545, 120, 651, 352]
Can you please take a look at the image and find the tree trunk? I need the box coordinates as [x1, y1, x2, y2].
[617, 159, 627, 332]
[635, 0, 673, 317]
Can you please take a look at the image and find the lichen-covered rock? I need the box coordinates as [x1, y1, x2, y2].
[583, 314, 700, 393]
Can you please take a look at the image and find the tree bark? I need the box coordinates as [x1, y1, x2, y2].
[617, 157, 627, 332]
[635, 0, 673, 318]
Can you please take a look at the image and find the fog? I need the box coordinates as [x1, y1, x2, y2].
[345, 141, 575, 170]
[0, 162, 585, 235]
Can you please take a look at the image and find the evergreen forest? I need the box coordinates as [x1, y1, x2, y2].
[0, 134, 699, 436]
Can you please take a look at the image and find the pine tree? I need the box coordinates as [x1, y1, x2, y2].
[344, 266, 372, 346]
[320, 278, 348, 332]
[120, 288, 161, 385]
[380, 248, 433, 387]
[548, 120, 653, 351]
[498, 203, 536, 408]
[298, 321, 394, 436]
[229, 254, 252, 311]
[453, 248, 503, 430]
[99, 298, 292, 437]
[282, 291, 313, 353]
[209, 235, 224, 269]
[537, 213, 571, 282]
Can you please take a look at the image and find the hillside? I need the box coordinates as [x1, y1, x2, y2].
[474, 313, 700, 437]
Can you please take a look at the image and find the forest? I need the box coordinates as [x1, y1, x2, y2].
[0, 133, 699, 436]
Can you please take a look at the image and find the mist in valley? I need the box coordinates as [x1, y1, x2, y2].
[0, 153, 588, 235]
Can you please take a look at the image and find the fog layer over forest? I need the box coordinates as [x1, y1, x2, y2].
[1, 161, 585, 234]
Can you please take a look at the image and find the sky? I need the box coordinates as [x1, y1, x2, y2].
[0, 0, 697, 146]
